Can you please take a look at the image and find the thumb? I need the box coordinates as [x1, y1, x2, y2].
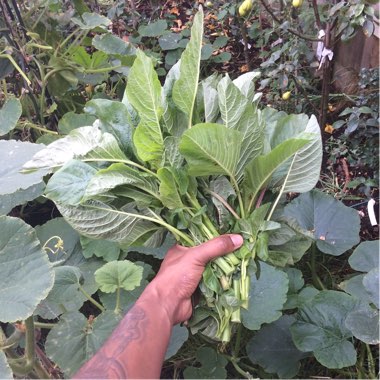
[191, 234, 243, 265]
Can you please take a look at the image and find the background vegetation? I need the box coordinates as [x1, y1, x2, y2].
[0, 0, 378, 378]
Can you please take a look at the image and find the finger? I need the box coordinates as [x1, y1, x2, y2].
[191, 234, 243, 265]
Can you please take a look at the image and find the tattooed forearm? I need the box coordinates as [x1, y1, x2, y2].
[74, 305, 147, 379]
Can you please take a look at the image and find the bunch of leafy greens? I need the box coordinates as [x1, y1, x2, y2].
[23, 8, 322, 342]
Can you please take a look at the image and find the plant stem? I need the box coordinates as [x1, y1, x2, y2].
[366, 343, 376, 379]
[33, 322, 55, 329]
[24, 317, 36, 367]
[20, 122, 59, 135]
[115, 287, 121, 314]
[230, 176, 245, 218]
[207, 189, 240, 219]
[78, 285, 105, 312]
[33, 359, 51, 379]
[310, 243, 326, 290]
[225, 355, 251, 379]
[0, 54, 31, 85]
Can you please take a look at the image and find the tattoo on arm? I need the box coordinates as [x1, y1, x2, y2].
[74, 305, 147, 379]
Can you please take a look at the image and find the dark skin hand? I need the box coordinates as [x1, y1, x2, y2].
[74, 234, 243, 379]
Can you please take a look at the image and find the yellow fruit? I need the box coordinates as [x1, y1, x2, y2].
[282, 91, 291, 101]
[206, 1, 213, 6]
[292, 0, 303, 7]
[238, 0, 252, 17]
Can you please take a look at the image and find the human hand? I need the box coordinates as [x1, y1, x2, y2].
[147, 234, 243, 325]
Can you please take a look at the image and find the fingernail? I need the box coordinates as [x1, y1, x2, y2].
[230, 234, 243, 248]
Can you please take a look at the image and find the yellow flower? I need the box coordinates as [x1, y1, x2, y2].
[324, 124, 334, 134]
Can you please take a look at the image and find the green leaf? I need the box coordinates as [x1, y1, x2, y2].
[0, 98, 22, 136]
[217, 74, 248, 130]
[0, 216, 54, 322]
[363, 268, 379, 308]
[246, 315, 308, 378]
[56, 201, 159, 246]
[0, 351, 12, 379]
[202, 81, 219, 123]
[242, 262, 288, 330]
[81, 236, 120, 262]
[84, 99, 136, 157]
[126, 50, 164, 165]
[92, 33, 136, 56]
[165, 324, 189, 359]
[172, 8, 203, 126]
[58, 112, 97, 135]
[45, 311, 120, 376]
[284, 190, 360, 255]
[138, 20, 167, 37]
[23, 126, 127, 172]
[71, 12, 111, 30]
[158, 167, 187, 209]
[0, 140, 48, 215]
[290, 290, 358, 369]
[349, 240, 379, 272]
[38, 266, 90, 316]
[179, 123, 242, 177]
[45, 160, 97, 205]
[159, 33, 181, 50]
[243, 138, 310, 205]
[233, 71, 261, 101]
[339, 274, 371, 304]
[235, 105, 264, 181]
[95, 260, 143, 293]
[270, 115, 322, 193]
[345, 304, 379, 344]
[84, 163, 158, 201]
[183, 347, 228, 379]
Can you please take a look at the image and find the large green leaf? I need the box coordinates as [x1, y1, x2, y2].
[0, 216, 54, 322]
[84, 163, 159, 200]
[217, 75, 248, 130]
[348, 240, 379, 272]
[241, 262, 288, 330]
[179, 123, 242, 177]
[45, 160, 97, 205]
[23, 126, 127, 172]
[0, 140, 48, 215]
[81, 236, 120, 262]
[290, 290, 358, 369]
[202, 81, 219, 123]
[84, 99, 136, 156]
[235, 105, 264, 181]
[246, 315, 308, 378]
[71, 12, 111, 30]
[126, 50, 163, 164]
[34, 217, 102, 319]
[58, 112, 97, 135]
[270, 115, 322, 193]
[0, 98, 22, 136]
[172, 8, 203, 127]
[157, 167, 187, 209]
[345, 304, 379, 344]
[363, 268, 379, 308]
[0, 351, 12, 379]
[45, 311, 120, 376]
[92, 33, 136, 56]
[232, 71, 261, 101]
[183, 347, 227, 379]
[56, 201, 159, 246]
[94, 260, 143, 293]
[243, 138, 310, 205]
[284, 190, 360, 255]
[165, 324, 189, 360]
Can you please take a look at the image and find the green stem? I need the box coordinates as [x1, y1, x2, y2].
[230, 176, 245, 219]
[78, 285, 106, 312]
[25, 317, 36, 367]
[310, 244, 326, 290]
[19, 122, 58, 135]
[366, 343, 376, 379]
[0, 54, 31, 85]
[33, 322, 55, 329]
[84, 66, 123, 74]
[33, 360, 51, 379]
[225, 355, 251, 379]
[115, 287, 121, 314]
